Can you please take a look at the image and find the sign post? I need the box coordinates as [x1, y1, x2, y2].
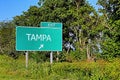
[25, 51, 28, 68]
[50, 52, 53, 64]
[16, 22, 62, 65]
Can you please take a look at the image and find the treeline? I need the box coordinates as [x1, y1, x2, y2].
[0, 0, 120, 62]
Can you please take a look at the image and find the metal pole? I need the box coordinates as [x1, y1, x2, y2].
[25, 51, 28, 68]
[50, 52, 53, 64]
[56, 51, 59, 62]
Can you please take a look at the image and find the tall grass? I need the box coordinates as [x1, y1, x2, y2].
[0, 55, 120, 80]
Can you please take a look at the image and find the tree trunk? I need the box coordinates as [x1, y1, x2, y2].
[66, 47, 70, 54]
[87, 44, 91, 60]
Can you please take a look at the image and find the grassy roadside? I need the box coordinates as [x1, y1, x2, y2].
[0, 55, 120, 80]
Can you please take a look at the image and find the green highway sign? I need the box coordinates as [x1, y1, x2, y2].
[16, 26, 62, 51]
[40, 22, 62, 29]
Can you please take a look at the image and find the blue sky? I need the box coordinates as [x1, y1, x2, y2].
[0, 0, 98, 21]
[87, 0, 98, 10]
[0, 0, 39, 21]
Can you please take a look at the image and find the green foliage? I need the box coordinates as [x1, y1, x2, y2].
[14, 6, 40, 26]
[98, 0, 120, 59]
[0, 55, 120, 80]
[98, 0, 120, 20]
[29, 51, 50, 63]
[0, 21, 16, 55]
[101, 37, 120, 60]
[1, 0, 119, 61]
[14, 0, 103, 60]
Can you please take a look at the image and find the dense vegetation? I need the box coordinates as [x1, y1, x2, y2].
[0, 0, 120, 79]
[0, 55, 120, 80]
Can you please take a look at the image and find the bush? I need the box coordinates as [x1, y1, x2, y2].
[0, 55, 120, 80]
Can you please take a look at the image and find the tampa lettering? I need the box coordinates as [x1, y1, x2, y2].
[26, 34, 51, 41]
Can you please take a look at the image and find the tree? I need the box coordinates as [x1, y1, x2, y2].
[97, 0, 120, 59]
[0, 21, 16, 57]
[67, 0, 103, 60]
[14, 6, 40, 27]
[14, 0, 102, 61]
